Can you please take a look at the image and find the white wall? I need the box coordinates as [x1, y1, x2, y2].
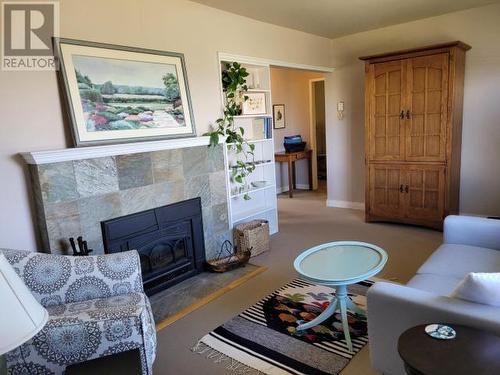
[0, 0, 333, 250]
[270, 67, 324, 191]
[326, 3, 500, 215]
[3, 1, 500, 251]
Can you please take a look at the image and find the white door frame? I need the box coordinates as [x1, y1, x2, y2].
[308, 78, 326, 190]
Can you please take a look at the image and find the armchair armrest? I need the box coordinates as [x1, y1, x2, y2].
[367, 282, 500, 375]
[0, 249, 144, 307]
[443, 215, 500, 250]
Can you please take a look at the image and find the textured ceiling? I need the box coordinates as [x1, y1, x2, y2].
[190, 0, 500, 38]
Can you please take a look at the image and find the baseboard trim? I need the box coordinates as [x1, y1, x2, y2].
[276, 184, 310, 193]
[326, 200, 365, 210]
[458, 212, 490, 217]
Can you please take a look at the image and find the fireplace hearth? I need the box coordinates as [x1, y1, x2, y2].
[101, 197, 205, 295]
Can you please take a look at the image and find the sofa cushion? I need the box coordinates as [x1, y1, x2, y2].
[407, 273, 462, 295]
[450, 272, 500, 306]
[417, 244, 500, 279]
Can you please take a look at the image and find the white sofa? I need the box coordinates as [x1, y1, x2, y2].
[367, 215, 500, 375]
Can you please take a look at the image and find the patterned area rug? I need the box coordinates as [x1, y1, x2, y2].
[193, 278, 373, 375]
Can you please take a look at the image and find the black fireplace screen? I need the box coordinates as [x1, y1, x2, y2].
[143, 237, 187, 273]
[101, 197, 206, 295]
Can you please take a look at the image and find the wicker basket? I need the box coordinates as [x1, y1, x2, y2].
[234, 219, 270, 257]
[206, 250, 251, 273]
[206, 240, 250, 273]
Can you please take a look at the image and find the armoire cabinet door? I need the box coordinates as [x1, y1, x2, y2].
[369, 164, 406, 219]
[406, 54, 449, 162]
[368, 60, 405, 161]
[406, 165, 445, 222]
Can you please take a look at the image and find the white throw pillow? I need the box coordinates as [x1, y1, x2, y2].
[450, 272, 500, 306]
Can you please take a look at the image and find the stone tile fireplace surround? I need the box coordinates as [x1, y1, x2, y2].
[23, 138, 230, 261]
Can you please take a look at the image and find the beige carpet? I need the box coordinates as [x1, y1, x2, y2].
[153, 184, 442, 374]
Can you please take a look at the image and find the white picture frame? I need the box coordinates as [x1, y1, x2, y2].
[241, 92, 267, 115]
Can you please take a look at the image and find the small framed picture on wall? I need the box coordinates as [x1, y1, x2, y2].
[273, 104, 285, 129]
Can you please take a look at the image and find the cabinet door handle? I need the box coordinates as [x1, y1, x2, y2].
[405, 185, 409, 193]
[400, 184, 404, 193]
[400, 110, 405, 119]
[406, 110, 411, 119]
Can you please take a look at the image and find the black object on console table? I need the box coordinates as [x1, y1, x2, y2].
[283, 134, 306, 153]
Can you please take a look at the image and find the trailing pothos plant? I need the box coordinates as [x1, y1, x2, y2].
[207, 62, 256, 200]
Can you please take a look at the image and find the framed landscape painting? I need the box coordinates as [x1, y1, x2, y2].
[54, 38, 196, 146]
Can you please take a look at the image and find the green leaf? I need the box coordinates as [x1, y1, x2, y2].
[209, 132, 219, 146]
[243, 194, 251, 200]
[284, 293, 306, 302]
[218, 61, 255, 195]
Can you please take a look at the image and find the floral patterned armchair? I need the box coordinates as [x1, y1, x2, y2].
[0, 249, 156, 375]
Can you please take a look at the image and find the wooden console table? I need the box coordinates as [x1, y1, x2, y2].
[275, 150, 313, 198]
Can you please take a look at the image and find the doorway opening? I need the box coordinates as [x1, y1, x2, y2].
[309, 79, 326, 194]
[270, 67, 326, 200]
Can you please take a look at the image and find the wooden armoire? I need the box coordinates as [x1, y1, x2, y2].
[360, 41, 470, 229]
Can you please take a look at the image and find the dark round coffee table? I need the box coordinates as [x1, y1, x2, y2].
[398, 324, 500, 375]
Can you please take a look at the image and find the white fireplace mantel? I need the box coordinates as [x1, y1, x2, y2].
[22, 136, 212, 165]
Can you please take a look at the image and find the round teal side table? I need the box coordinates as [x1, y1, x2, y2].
[293, 241, 388, 352]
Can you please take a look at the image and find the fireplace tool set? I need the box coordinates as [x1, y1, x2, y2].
[68, 236, 93, 256]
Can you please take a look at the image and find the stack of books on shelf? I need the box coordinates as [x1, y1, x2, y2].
[251, 118, 272, 140]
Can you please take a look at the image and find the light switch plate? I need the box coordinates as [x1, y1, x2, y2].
[337, 101, 345, 120]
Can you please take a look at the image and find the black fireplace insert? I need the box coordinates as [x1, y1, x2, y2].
[101, 197, 206, 295]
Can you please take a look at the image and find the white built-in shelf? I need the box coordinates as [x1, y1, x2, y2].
[250, 138, 273, 143]
[246, 89, 271, 93]
[233, 206, 276, 223]
[231, 184, 275, 199]
[232, 114, 272, 119]
[226, 138, 272, 146]
[229, 161, 273, 170]
[219, 52, 278, 235]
